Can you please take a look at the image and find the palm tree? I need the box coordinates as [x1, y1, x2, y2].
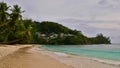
[0, 2, 9, 32]
[5, 5, 24, 43]
[0, 2, 9, 23]
[8, 5, 32, 44]
[0, 2, 34, 44]
[10, 5, 24, 22]
[0, 2, 10, 42]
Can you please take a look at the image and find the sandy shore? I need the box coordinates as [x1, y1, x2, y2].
[0, 45, 73, 68]
[0, 45, 120, 68]
[37, 47, 120, 68]
[0, 45, 33, 59]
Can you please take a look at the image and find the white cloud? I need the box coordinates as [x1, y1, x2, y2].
[4, 0, 120, 21]
[88, 23, 120, 30]
[93, 13, 120, 21]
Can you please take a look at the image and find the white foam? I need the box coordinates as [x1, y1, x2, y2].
[91, 58, 120, 66]
[53, 52, 69, 57]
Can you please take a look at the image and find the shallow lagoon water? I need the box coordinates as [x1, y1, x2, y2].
[41, 44, 120, 61]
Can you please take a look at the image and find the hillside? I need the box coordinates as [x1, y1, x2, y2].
[34, 21, 111, 45]
[35, 21, 74, 34]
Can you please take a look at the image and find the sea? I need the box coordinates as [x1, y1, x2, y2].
[41, 44, 120, 61]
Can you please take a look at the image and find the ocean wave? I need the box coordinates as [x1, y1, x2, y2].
[91, 58, 120, 66]
[53, 52, 69, 57]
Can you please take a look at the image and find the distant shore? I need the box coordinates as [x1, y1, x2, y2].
[0, 45, 119, 68]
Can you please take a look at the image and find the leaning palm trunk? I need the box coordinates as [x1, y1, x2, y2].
[0, 38, 23, 44]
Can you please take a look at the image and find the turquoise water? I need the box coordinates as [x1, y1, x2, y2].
[41, 44, 120, 61]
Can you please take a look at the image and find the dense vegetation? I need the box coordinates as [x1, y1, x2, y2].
[34, 21, 111, 45]
[0, 2, 35, 44]
[0, 2, 111, 45]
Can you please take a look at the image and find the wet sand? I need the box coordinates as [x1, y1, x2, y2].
[0, 46, 73, 68]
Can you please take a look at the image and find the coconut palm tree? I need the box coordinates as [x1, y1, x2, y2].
[0, 2, 9, 23]
[0, 2, 10, 42]
[10, 5, 24, 23]
[8, 5, 32, 44]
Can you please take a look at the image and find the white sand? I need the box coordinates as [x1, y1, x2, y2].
[0, 45, 72, 68]
[0, 45, 33, 59]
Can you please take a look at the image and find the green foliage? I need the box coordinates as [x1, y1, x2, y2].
[95, 33, 111, 44]
[34, 21, 111, 45]
[35, 21, 73, 34]
[0, 2, 34, 44]
[0, 2, 9, 22]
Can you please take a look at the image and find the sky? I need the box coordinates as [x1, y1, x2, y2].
[4, 0, 120, 43]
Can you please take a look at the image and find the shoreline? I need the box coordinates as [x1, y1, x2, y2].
[0, 45, 73, 68]
[38, 46, 120, 68]
[0, 45, 120, 68]
[53, 52, 120, 66]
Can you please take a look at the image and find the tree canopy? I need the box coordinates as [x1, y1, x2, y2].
[0, 2, 34, 44]
[34, 21, 111, 45]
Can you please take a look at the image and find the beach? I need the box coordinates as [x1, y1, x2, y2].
[0, 45, 119, 68]
[0, 45, 33, 59]
[0, 45, 72, 68]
